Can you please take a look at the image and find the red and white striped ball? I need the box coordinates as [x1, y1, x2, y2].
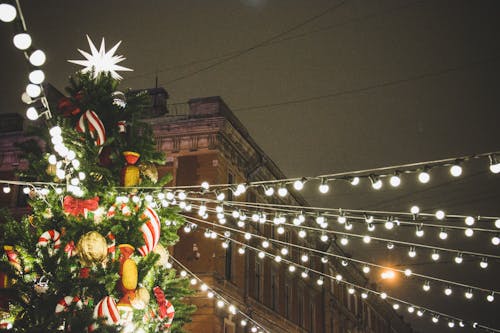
[94, 296, 120, 326]
[138, 206, 161, 256]
[75, 110, 106, 147]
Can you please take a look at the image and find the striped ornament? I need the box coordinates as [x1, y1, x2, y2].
[75, 110, 106, 147]
[93, 296, 120, 326]
[55, 296, 82, 313]
[37, 230, 61, 254]
[138, 207, 161, 256]
[164, 299, 175, 330]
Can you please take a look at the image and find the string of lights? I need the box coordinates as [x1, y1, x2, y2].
[180, 213, 499, 297]
[169, 256, 272, 333]
[187, 224, 499, 332]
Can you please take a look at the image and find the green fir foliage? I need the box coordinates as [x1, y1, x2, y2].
[0, 72, 195, 332]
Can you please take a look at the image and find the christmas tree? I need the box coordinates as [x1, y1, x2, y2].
[0, 37, 195, 332]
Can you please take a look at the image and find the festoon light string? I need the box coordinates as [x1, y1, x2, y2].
[183, 221, 500, 332]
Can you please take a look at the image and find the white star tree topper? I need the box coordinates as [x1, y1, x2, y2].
[68, 35, 133, 80]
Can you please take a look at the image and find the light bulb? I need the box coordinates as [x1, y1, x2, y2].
[384, 220, 394, 230]
[322, 257, 329, 264]
[495, 219, 500, 229]
[344, 223, 352, 230]
[258, 251, 265, 259]
[418, 170, 430, 184]
[387, 242, 394, 250]
[367, 223, 375, 232]
[431, 251, 440, 261]
[288, 265, 296, 272]
[415, 227, 424, 237]
[240, 319, 247, 327]
[408, 247, 416, 258]
[480, 258, 488, 269]
[350, 176, 360, 186]
[316, 215, 326, 224]
[320, 234, 328, 242]
[464, 228, 474, 237]
[450, 164, 462, 177]
[439, 229, 448, 240]
[216, 192, 225, 201]
[380, 292, 387, 299]
[423, 282, 430, 292]
[465, 290, 473, 299]
[177, 191, 187, 200]
[390, 174, 401, 187]
[13, 32, 31, 50]
[489, 156, 500, 174]
[301, 270, 308, 279]
[432, 316, 439, 324]
[319, 179, 330, 194]
[404, 269, 412, 277]
[2, 185, 11, 194]
[190, 278, 197, 285]
[348, 287, 355, 294]
[492, 236, 500, 246]
[340, 237, 348, 246]
[238, 247, 246, 255]
[341, 260, 348, 266]
[316, 277, 324, 286]
[301, 254, 309, 262]
[298, 230, 306, 238]
[0, 3, 17, 22]
[26, 107, 39, 120]
[361, 292, 368, 299]
[277, 226, 285, 234]
[277, 185, 288, 197]
[370, 176, 382, 190]
[408, 306, 414, 313]
[435, 210, 445, 220]
[337, 215, 346, 224]
[29, 50, 46, 66]
[417, 310, 423, 317]
[444, 287, 452, 296]
[236, 183, 246, 194]
[454, 254, 463, 264]
[244, 232, 251, 240]
[293, 179, 304, 190]
[362, 266, 370, 274]
[261, 240, 269, 248]
[363, 235, 371, 243]
[365, 214, 374, 223]
[29, 70, 45, 84]
[410, 205, 420, 214]
[264, 186, 274, 196]
[487, 294, 494, 302]
[180, 270, 187, 277]
[465, 216, 475, 226]
[216, 300, 224, 308]
[274, 255, 282, 263]
[448, 321, 455, 328]
[393, 304, 400, 310]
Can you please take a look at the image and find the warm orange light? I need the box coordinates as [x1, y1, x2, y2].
[381, 270, 396, 280]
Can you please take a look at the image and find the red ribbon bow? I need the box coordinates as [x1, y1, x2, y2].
[153, 286, 167, 319]
[57, 91, 84, 117]
[63, 196, 99, 217]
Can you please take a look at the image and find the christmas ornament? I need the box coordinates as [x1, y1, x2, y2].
[68, 35, 133, 80]
[76, 231, 108, 266]
[92, 296, 120, 327]
[64, 241, 77, 258]
[121, 151, 140, 187]
[46, 164, 56, 177]
[75, 110, 106, 148]
[112, 91, 126, 108]
[33, 276, 49, 294]
[117, 244, 138, 308]
[117, 120, 127, 133]
[37, 230, 62, 255]
[153, 286, 175, 329]
[139, 162, 158, 183]
[131, 287, 150, 310]
[138, 206, 161, 257]
[3, 245, 21, 271]
[55, 296, 83, 313]
[63, 195, 99, 217]
[153, 243, 170, 267]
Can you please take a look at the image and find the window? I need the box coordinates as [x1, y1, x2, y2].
[271, 268, 279, 311]
[225, 241, 232, 281]
[255, 259, 263, 301]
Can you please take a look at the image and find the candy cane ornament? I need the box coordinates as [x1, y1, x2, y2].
[75, 110, 106, 147]
[55, 296, 83, 314]
[37, 230, 62, 255]
[93, 296, 120, 326]
[138, 206, 161, 256]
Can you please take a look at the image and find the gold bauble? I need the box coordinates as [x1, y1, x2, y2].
[153, 243, 169, 267]
[131, 287, 150, 310]
[76, 231, 108, 266]
[139, 163, 158, 183]
[46, 164, 56, 176]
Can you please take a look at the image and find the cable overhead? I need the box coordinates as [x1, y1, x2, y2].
[161, 1, 346, 85]
[232, 54, 500, 112]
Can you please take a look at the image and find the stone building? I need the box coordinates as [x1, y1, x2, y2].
[0, 92, 414, 333]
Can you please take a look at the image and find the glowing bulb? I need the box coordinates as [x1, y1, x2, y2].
[370, 176, 382, 190]
[301, 270, 308, 279]
[496, 220, 500, 229]
[490, 160, 500, 174]
[200, 284, 208, 291]
[492, 236, 500, 246]
[487, 294, 494, 302]
[244, 233, 251, 240]
[321, 257, 328, 263]
[415, 227, 424, 237]
[465, 216, 475, 226]
[0, 3, 17, 22]
[361, 292, 368, 299]
[435, 210, 445, 220]
[317, 277, 324, 286]
[29, 50, 46, 66]
[381, 270, 395, 280]
[277, 185, 288, 197]
[417, 310, 423, 317]
[2, 185, 11, 194]
[177, 191, 187, 200]
[423, 282, 430, 292]
[350, 177, 360, 186]
[410, 205, 420, 214]
[418, 170, 430, 184]
[337, 215, 346, 224]
[454, 254, 463, 264]
[293, 179, 304, 190]
[301, 254, 309, 262]
[216, 192, 225, 201]
[240, 319, 247, 327]
[180, 270, 187, 277]
[264, 186, 274, 196]
[448, 321, 455, 328]
[320, 234, 328, 242]
[207, 291, 214, 298]
[408, 247, 416, 258]
[348, 287, 355, 294]
[258, 251, 265, 259]
[444, 287, 452, 296]
[288, 265, 296, 272]
[404, 269, 412, 277]
[238, 247, 246, 255]
[365, 215, 374, 223]
[407, 306, 414, 313]
[274, 255, 282, 263]
[439, 230, 448, 240]
[316, 215, 326, 224]
[380, 292, 387, 299]
[26, 107, 39, 120]
[217, 300, 224, 308]
[390, 174, 401, 187]
[340, 237, 348, 246]
[362, 266, 370, 274]
[384, 220, 394, 230]
[432, 316, 439, 324]
[480, 258, 488, 269]
[367, 223, 375, 232]
[450, 164, 462, 177]
[298, 230, 306, 238]
[344, 223, 352, 230]
[29, 70, 45, 85]
[319, 179, 330, 194]
[190, 278, 197, 285]
[387, 242, 394, 250]
[363, 235, 371, 243]
[13, 33, 32, 51]
[465, 228, 474, 237]
[465, 290, 473, 299]
[393, 304, 400, 310]
[431, 251, 440, 261]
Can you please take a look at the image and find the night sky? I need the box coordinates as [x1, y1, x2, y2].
[1, 1, 500, 332]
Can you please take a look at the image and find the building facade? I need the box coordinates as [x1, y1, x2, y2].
[0, 94, 414, 333]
